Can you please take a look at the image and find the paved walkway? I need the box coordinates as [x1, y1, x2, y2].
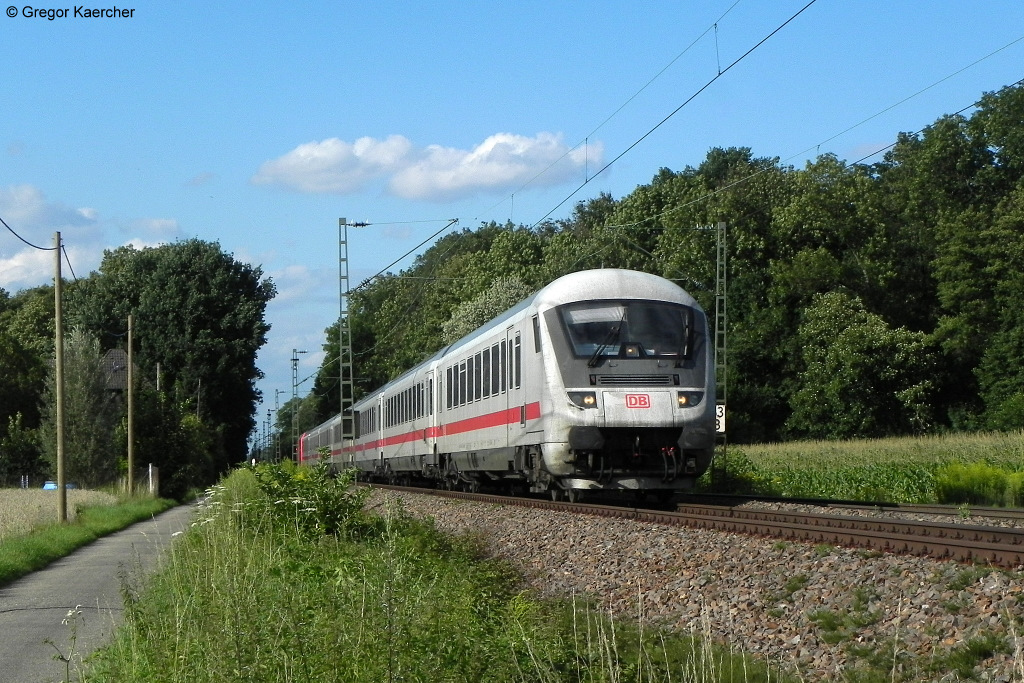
[0, 503, 197, 682]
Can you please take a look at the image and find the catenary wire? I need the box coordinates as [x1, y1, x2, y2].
[530, 0, 819, 228]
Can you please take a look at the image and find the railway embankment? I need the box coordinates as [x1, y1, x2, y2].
[376, 489, 1024, 681]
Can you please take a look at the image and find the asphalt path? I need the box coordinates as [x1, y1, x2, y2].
[0, 502, 197, 682]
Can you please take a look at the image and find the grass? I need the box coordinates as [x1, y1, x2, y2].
[84, 461, 790, 682]
[706, 431, 1024, 504]
[0, 491, 176, 587]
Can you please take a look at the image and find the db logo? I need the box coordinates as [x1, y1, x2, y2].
[625, 394, 651, 408]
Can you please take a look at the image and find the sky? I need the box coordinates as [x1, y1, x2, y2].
[2, 1, 1023, 445]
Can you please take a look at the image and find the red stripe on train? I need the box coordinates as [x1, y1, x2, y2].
[337, 401, 541, 455]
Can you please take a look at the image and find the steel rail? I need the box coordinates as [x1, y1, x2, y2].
[368, 485, 1024, 569]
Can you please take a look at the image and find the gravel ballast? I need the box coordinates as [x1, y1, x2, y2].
[371, 490, 1024, 681]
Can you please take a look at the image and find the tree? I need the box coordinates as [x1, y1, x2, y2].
[441, 276, 533, 345]
[69, 239, 275, 475]
[0, 413, 42, 485]
[787, 292, 935, 439]
[0, 329, 46, 433]
[38, 328, 122, 486]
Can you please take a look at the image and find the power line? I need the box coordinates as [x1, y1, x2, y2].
[530, 0, 819, 228]
[352, 218, 458, 291]
[474, 0, 746, 223]
[0, 215, 58, 251]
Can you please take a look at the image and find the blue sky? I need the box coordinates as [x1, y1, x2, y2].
[2, 1, 1023, 443]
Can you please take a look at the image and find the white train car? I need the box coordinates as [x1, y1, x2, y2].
[301, 268, 716, 500]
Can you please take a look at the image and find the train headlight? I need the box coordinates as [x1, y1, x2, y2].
[568, 391, 598, 409]
[677, 391, 704, 407]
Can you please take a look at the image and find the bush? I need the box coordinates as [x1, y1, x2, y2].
[248, 459, 372, 540]
[934, 461, 1024, 506]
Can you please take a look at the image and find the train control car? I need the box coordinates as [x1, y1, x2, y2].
[301, 268, 716, 500]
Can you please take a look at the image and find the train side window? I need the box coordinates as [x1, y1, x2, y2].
[532, 315, 541, 353]
[428, 377, 433, 415]
[500, 340, 507, 393]
[482, 347, 491, 397]
[353, 411, 361, 439]
[446, 367, 453, 410]
[475, 352, 483, 401]
[459, 360, 467, 407]
[514, 334, 521, 388]
[490, 343, 500, 395]
[467, 355, 476, 402]
[418, 383, 424, 418]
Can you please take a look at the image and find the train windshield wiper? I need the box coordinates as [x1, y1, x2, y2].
[588, 320, 623, 368]
[675, 308, 693, 367]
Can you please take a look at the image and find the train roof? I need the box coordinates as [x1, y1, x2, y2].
[346, 269, 699, 414]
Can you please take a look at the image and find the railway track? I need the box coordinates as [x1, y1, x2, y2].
[371, 485, 1024, 570]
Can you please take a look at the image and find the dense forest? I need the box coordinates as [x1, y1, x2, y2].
[290, 82, 1024, 447]
[0, 240, 274, 497]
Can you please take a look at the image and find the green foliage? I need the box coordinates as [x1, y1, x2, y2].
[440, 275, 533, 344]
[0, 413, 43, 483]
[928, 632, 1009, 680]
[38, 328, 122, 487]
[69, 239, 275, 471]
[249, 459, 371, 540]
[0, 328, 46, 431]
[934, 461, 1024, 507]
[285, 84, 1024, 446]
[787, 291, 935, 439]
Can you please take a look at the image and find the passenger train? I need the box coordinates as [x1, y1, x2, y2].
[300, 269, 716, 500]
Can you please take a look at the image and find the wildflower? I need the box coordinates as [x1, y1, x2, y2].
[61, 605, 82, 625]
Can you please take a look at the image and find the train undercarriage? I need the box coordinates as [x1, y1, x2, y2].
[358, 426, 712, 504]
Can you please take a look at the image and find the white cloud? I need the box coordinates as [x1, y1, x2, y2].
[0, 247, 55, 291]
[251, 132, 602, 201]
[129, 218, 183, 241]
[0, 184, 93, 235]
[251, 135, 413, 194]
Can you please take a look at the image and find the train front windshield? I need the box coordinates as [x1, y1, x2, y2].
[558, 300, 694, 361]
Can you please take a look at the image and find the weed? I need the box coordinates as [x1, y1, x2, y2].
[929, 631, 1009, 679]
[767, 573, 808, 604]
[813, 543, 834, 557]
[947, 566, 994, 592]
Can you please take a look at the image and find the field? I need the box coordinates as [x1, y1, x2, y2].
[711, 431, 1024, 505]
[0, 488, 118, 541]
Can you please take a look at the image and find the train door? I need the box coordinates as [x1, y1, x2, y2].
[424, 370, 438, 472]
[505, 326, 524, 447]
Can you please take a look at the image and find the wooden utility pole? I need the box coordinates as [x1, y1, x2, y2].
[54, 232, 67, 522]
[127, 314, 134, 494]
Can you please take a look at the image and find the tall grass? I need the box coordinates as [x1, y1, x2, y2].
[708, 431, 1024, 504]
[86, 462, 786, 682]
